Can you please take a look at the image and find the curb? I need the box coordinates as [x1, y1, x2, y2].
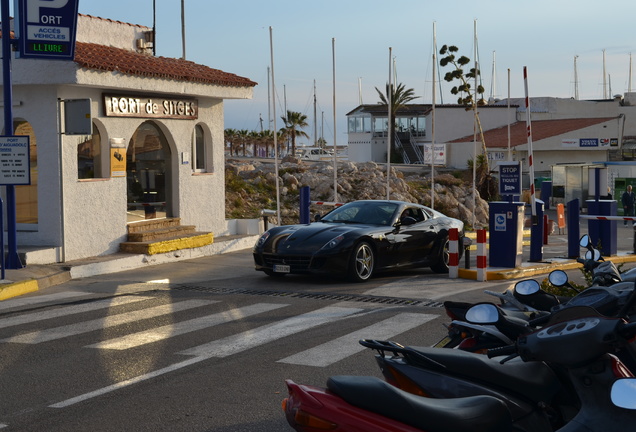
[0, 280, 39, 301]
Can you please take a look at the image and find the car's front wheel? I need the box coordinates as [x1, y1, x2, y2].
[430, 235, 450, 273]
[348, 241, 375, 282]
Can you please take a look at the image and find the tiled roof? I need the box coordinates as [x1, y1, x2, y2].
[74, 41, 257, 88]
[448, 117, 618, 147]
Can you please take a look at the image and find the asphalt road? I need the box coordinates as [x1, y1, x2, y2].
[0, 250, 528, 431]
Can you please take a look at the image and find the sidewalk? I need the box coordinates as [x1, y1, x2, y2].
[0, 234, 261, 301]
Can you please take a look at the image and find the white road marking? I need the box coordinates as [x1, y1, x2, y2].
[87, 303, 289, 350]
[0, 291, 90, 311]
[277, 312, 438, 366]
[178, 306, 364, 358]
[0, 296, 152, 330]
[1, 299, 216, 344]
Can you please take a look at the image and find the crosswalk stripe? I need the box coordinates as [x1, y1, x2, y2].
[1, 299, 217, 344]
[87, 303, 289, 350]
[277, 313, 438, 367]
[0, 296, 153, 330]
[178, 306, 365, 358]
[0, 291, 90, 312]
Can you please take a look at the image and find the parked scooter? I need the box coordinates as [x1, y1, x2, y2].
[284, 303, 636, 432]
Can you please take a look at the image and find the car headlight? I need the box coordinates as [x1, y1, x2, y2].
[254, 231, 270, 250]
[320, 234, 344, 251]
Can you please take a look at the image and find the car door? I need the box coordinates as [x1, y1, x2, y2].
[391, 206, 435, 266]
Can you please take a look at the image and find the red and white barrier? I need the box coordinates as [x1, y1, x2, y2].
[311, 201, 345, 207]
[476, 229, 487, 281]
[448, 228, 459, 279]
[579, 215, 636, 221]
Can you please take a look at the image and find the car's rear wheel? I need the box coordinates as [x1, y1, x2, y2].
[348, 241, 375, 282]
[430, 235, 450, 273]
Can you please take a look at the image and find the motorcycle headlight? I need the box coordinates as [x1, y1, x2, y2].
[320, 234, 344, 251]
[254, 231, 270, 250]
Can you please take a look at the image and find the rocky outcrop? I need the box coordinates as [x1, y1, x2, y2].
[226, 159, 489, 229]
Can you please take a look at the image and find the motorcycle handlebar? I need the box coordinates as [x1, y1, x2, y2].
[487, 345, 517, 359]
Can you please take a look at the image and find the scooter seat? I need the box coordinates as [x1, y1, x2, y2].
[327, 375, 512, 432]
[406, 345, 562, 403]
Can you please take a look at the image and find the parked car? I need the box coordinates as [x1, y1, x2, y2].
[296, 147, 334, 160]
[253, 200, 464, 282]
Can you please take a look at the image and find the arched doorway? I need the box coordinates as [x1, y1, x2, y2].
[14, 120, 38, 225]
[126, 122, 172, 222]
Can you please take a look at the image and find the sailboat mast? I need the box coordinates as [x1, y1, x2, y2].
[629, 53, 633, 93]
[603, 49, 607, 99]
[313, 79, 318, 146]
[574, 56, 579, 100]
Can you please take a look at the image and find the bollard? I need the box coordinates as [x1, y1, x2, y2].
[463, 236, 473, 269]
[543, 214, 549, 245]
[448, 228, 459, 279]
[476, 229, 487, 281]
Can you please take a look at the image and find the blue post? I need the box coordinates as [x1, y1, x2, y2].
[529, 199, 544, 262]
[2, 1, 22, 269]
[567, 199, 580, 258]
[299, 186, 310, 224]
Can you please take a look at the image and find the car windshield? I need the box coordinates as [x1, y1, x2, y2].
[320, 202, 399, 226]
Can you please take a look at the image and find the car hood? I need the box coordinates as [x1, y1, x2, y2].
[265, 223, 369, 253]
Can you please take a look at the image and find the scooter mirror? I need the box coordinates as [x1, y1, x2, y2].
[548, 270, 569, 287]
[514, 279, 541, 295]
[584, 249, 602, 261]
[579, 234, 591, 248]
[611, 379, 636, 409]
[465, 303, 500, 324]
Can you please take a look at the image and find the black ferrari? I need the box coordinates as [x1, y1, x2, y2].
[253, 200, 464, 282]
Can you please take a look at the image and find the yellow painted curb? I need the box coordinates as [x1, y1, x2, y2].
[146, 233, 214, 255]
[0, 279, 39, 301]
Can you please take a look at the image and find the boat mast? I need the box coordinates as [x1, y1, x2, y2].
[629, 53, 633, 93]
[603, 49, 607, 99]
[313, 79, 318, 146]
[574, 55, 579, 100]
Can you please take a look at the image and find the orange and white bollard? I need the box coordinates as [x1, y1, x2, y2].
[448, 228, 459, 279]
[476, 229, 487, 281]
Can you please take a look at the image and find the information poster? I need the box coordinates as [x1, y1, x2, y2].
[0, 136, 30, 185]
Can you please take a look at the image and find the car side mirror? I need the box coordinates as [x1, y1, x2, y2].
[314, 214, 322, 222]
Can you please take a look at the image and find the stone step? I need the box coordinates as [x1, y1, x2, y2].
[120, 232, 214, 255]
[127, 225, 197, 242]
[126, 217, 182, 234]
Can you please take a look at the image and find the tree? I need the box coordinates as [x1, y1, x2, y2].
[375, 82, 419, 163]
[281, 110, 309, 156]
[439, 44, 495, 200]
[236, 129, 250, 157]
[224, 128, 238, 156]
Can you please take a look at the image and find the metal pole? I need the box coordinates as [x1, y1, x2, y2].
[386, 47, 392, 200]
[2, 0, 21, 269]
[269, 27, 281, 224]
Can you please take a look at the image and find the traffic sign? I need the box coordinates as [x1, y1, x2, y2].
[0, 136, 30, 185]
[15, 0, 79, 60]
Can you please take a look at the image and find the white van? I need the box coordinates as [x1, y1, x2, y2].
[297, 147, 334, 160]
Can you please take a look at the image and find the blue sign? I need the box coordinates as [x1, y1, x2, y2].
[498, 162, 521, 196]
[15, 0, 79, 60]
[580, 138, 599, 147]
[494, 213, 506, 231]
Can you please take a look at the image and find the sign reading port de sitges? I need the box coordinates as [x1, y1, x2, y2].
[103, 94, 198, 120]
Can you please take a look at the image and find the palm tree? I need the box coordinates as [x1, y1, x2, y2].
[375, 83, 419, 163]
[236, 129, 250, 157]
[281, 110, 309, 156]
[259, 130, 275, 157]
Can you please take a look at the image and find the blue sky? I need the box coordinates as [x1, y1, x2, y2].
[76, 0, 636, 146]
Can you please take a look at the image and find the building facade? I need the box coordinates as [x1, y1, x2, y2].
[0, 14, 255, 263]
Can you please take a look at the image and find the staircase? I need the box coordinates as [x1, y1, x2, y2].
[396, 132, 424, 164]
[120, 218, 213, 255]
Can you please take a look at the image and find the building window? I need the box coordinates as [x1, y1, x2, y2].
[192, 124, 206, 172]
[77, 126, 102, 179]
[14, 120, 38, 224]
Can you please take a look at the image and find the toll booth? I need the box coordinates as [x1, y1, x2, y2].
[489, 202, 525, 268]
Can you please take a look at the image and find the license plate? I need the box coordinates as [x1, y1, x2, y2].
[432, 336, 452, 348]
[273, 264, 290, 273]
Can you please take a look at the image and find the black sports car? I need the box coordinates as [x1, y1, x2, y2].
[253, 200, 464, 282]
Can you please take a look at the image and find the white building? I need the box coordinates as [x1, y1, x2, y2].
[0, 14, 256, 264]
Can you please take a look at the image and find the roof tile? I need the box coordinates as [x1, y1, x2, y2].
[74, 41, 257, 88]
